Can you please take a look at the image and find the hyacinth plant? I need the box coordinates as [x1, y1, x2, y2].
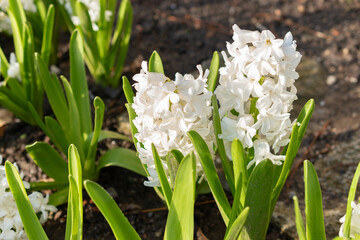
[293, 160, 360, 240]
[24, 29, 143, 206]
[5, 144, 211, 239]
[58, 0, 132, 87]
[123, 26, 314, 239]
[0, 0, 54, 125]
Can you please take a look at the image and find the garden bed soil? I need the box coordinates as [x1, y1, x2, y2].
[1, 0, 360, 239]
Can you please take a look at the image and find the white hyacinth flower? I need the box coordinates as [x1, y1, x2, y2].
[59, 0, 112, 31]
[7, 53, 21, 81]
[0, 157, 57, 239]
[215, 25, 301, 167]
[339, 201, 360, 238]
[132, 62, 213, 186]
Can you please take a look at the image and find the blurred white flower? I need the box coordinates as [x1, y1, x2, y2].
[215, 25, 301, 166]
[59, 0, 112, 31]
[0, 0, 36, 12]
[339, 201, 360, 238]
[0, 157, 57, 239]
[132, 62, 213, 186]
[7, 53, 21, 81]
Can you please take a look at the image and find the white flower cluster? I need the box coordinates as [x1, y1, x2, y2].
[7, 52, 21, 81]
[0, 157, 57, 240]
[132, 62, 213, 186]
[59, 0, 112, 31]
[215, 25, 301, 168]
[339, 201, 360, 238]
[0, 0, 36, 13]
[0, 0, 36, 34]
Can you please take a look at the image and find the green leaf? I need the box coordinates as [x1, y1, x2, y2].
[342, 161, 360, 237]
[125, 103, 138, 150]
[164, 153, 196, 240]
[84, 180, 141, 240]
[231, 139, 247, 204]
[98, 130, 133, 143]
[5, 161, 49, 240]
[225, 173, 243, 237]
[45, 116, 71, 154]
[49, 187, 69, 207]
[293, 196, 306, 240]
[152, 144, 173, 209]
[170, 149, 184, 164]
[35, 53, 69, 128]
[8, 0, 26, 43]
[96, 147, 146, 176]
[29, 180, 68, 191]
[240, 160, 274, 240]
[84, 97, 105, 179]
[207, 51, 219, 92]
[61, 77, 84, 159]
[188, 130, 231, 225]
[122, 76, 134, 104]
[70, 29, 92, 138]
[148, 51, 164, 74]
[212, 95, 235, 194]
[65, 145, 83, 240]
[7, 11, 23, 64]
[296, 99, 315, 149]
[224, 207, 249, 240]
[26, 142, 68, 182]
[304, 160, 326, 240]
[41, 4, 55, 65]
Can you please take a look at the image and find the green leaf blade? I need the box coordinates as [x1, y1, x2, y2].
[84, 180, 141, 240]
[5, 161, 49, 240]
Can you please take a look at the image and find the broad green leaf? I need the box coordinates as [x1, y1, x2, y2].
[164, 153, 196, 240]
[7, 11, 23, 63]
[98, 130, 133, 143]
[84, 180, 141, 240]
[293, 196, 306, 240]
[61, 77, 84, 159]
[304, 160, 326, 240]
[240, 160, 274, 240]
[207, 51, 219, 92]
[225, 173, 243, 237]
[96, 147, 146, 176]
[26, 142, 68, 181]
[212, 95, 235, 194]
[188, 130, 231, 225]
[224, 207, 249, 240]
[122, 76, 134, 104]
[148, 51, 164, 74]
[65, 145, 83, 240]
[270, 123, 299, 217]
[170, 149, 184, 164]
[6, 77, 26, 103]
[152, 144, 173, 209]
[0, 92, 29, 123]
[45, 116, 71, 154]
[231, 139, 247, 204]
[5, 161, 49, 240]
[35, 53, 69, 127]
[343, 161, 360, 237]
[84, 97, 104, 179]
[29, 180, 68, 191]
[49, 187, 69, 207]
[22, 24, 36, 105]
[41, 4, 55, 65]
[70, 30, 92, 138]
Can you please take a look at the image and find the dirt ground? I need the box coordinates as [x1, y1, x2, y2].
[1, 0, 360, 239]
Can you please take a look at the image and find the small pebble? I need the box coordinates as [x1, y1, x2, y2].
[326, 75, 337, 85]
